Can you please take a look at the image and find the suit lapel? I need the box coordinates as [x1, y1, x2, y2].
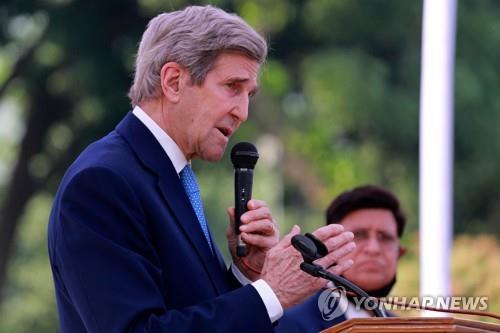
[212, 235, 229, 276]
[116, 112, 229, 294]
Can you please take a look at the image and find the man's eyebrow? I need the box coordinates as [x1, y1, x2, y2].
[350, 228, 369, 233]
[377, 230, 396, 237]
[226, 77, 248, 83]
[225, 77, 259, 94]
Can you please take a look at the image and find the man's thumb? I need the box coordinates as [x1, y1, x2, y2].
[277, 225, 301, 249]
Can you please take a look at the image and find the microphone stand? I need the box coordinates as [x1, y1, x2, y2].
[300, 262, 387, 318]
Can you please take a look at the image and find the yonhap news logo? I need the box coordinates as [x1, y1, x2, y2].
[317, 289, 490, 321]
[317, 286, 349, 320]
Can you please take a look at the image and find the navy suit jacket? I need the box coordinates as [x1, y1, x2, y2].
[275, 291, 346, 333]
[48, 112, 274, 332]
[276, 290, 396, 332]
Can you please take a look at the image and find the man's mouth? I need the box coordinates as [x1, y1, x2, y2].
[356, 261, 385, 270]
[216, 127, 232, 137]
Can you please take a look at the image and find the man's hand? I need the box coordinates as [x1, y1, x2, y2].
[226, 199, 279, 281]
[261, 224, 355, 309]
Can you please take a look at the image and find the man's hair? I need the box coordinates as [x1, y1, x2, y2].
[325, 185, 406, 237]
[128, 5, 268, 106]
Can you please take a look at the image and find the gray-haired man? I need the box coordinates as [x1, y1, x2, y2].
[48, 5, 355, 332]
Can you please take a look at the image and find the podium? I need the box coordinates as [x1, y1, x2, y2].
[321, 317, 500, 332]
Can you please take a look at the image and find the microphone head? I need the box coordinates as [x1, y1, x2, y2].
[230, 142, 259, 169]
[291, 235, 317, 263]
[291, 234, 328, 263]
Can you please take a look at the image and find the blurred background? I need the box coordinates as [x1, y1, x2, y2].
[0, 0, 499, 331]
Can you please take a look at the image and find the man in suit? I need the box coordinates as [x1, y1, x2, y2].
[277, 185, 407, 332]
[48, 5, 356, 332]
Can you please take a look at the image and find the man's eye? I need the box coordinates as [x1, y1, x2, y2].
[227, 83, 240, 93]
[377, 232, 395, 242]
[353, 230, 368, 241]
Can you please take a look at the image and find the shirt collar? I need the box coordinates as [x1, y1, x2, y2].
[132, 106, 188, 174]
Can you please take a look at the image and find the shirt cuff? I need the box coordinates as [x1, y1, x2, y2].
[231, 264, 283, 323]
[251, 279, 284, 323]
[231, 263, 252, 285]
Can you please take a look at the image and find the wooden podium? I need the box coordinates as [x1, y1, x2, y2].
[321, 317, 500, 332]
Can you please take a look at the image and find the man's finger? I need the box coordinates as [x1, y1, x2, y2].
[311, 224, 345, 242]
[315, 241, 356, 267]
[246, 199, 265, 210]
[240, 206, 272, 224]
[327, 259, 354, 276]
[240, 220, 275, 235]
[274, 225, 301, 250]
[227, 207, 235, 222]
[226, 207, 236, 231]
[241, 233, 277, 249]
[322, 231, 354, 252]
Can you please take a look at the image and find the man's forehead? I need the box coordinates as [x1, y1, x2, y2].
[347, 225, 396, 234]
[341, 209, 398, 233]
[212, 53, 259, 74]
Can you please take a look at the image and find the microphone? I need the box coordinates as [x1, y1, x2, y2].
[230, 142, 259, 257]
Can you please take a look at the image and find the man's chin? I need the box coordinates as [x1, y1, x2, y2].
[347, 272, 386, 287]
[200, 147, 226, 162]
[360, 275, 392, 291]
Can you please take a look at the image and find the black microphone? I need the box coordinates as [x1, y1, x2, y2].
[230, 142, 259, 257]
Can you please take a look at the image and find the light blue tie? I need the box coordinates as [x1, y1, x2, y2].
[179, 165, 213, 252]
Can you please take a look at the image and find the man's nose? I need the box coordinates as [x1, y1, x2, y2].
[364, 236, 382, 254]
[231, 95, 249, 122]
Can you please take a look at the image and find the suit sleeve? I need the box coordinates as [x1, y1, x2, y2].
[52, 166, 273, 333]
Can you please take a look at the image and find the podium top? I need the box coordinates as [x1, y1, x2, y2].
[321, 317, 500, 332]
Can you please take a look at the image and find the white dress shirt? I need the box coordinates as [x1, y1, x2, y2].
[345, 297, 372, 319]
[132, 106, 283, 323]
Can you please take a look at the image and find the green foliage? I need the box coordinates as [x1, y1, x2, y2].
[0, 193, 58, 333]
[454, 0, 500, 234]
[392, 233, 500, 322]
[237, 0, 296, 34]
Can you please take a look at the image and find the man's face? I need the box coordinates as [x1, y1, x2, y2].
[340, 208, 404, 292]
[171, 52, 259, 161]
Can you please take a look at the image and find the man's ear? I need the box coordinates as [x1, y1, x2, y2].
[398, 245, 407, 259]
[160, 62, 183, 103]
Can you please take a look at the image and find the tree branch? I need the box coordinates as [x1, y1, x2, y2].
[0, 85, 69, 303]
